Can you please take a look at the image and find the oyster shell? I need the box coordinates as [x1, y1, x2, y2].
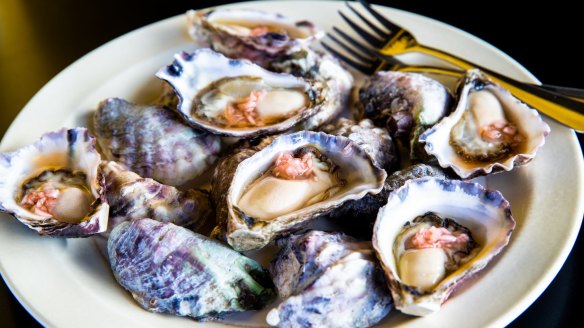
[108, 218, 275, 320]
[0, 128, 108, 237]
[420, 69, 551, 178]
[156, 49, 327, 138]
[188, 8, 324, 68]
[358, 71, 452, 161]
[373, 177, 516, 316]
[101, 161, 213, 232]
[321, 118, 397, 171]
[94, 98, 221, 186]
[267, 230, 392, 327]
[211, 131, 387, 251]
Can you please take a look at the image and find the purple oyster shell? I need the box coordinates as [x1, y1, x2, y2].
[0, 128, 109, 237]
[188, 8, 324, 68]
[101, 161, 213, 232]
[93, 98, 221, 186]
[267, 230, 392, 327]
[108, 219, 275, 321]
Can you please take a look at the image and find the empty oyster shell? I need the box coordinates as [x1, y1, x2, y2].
[267, 230, 392, 327]
[94, 98, 221, 186]
[420, 69, 550, 178]
[211, 131, 387, 251]
[373, 177, 515, 316]
[188, 8, 324, 68]
[108, 218, 275, 320]
[101, 161, 213, 232]
[0, 128, 108, 237]
[156, 49, 327, 138]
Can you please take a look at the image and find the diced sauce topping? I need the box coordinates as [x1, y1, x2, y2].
[224, 90, 267, 127]
[272, 151, 314, 180]
[20, 181, 93, 223]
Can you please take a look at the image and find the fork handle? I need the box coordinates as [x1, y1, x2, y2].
[413, 44, 584, 131]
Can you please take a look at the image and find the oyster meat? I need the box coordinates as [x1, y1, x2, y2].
[188, 8, 324, 68]
[358, 71, 452, 161]
[211, 131, 386, 251]
[420, 69, 550, 178]
[373, 177, 516, 316]
[156, 49, 327, 138]
[101, 161, 213, 232]
[108, 218, 275, 320]
[0, 128, 108, 237]
[94, 98, 221, 186]
[267, 230, 392, 327]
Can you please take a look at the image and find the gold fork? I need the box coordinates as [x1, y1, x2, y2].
[323, 0, 584, 131]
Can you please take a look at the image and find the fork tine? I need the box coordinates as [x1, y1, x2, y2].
[345, 2, 391, 40]
[338, 10, 384, 48]
[357, 0, 404, 34]
[332, 27, 377, 58]
[321, 42, 378, 75]
[328, 33, 376, 65]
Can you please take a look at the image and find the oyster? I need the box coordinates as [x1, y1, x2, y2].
[108, 218, 275, 320]
[0, 128, 108, 237]
[420, 69, 550, 178]
[188, 8, 324, 68]
[373, 177, 515, 316]
[94, 98, 221, 186]
[358, 71, 452, 160]
[267, 230, 392, 327]
[156, 49, 327, 138]
[211, 131, 387, 251]
[101, 161, 213, 232]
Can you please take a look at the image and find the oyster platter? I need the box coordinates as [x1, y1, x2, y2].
[0, 1, 582, 327]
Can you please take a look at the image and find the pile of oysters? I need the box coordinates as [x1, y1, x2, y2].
[0, 7, 551, 327]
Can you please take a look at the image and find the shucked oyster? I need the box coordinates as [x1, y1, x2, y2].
[0, 128, 108, 237]
[267, 231, 392, 327]
[156, 49, 327, 138]
[420, 69, 550, 178]
[211, 131, 387, 251]
[188, 8, 324, 68]
[101, 161, 213, 232]
[94, 98, 221, 186]
[108, 218, 275, 321]
[373, 177, 515, 316]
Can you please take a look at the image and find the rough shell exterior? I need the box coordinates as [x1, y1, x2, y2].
[267, 230, 392, 327]
[94, 98, 221, 186]
[373, 177, 516, 316]
[420, 69, 551, 179]
[156, 49, 327, 138]
[108, 218, 275, 321]
[211, 131, 387, 251]
[0, 128, 109, 237]
[188, 8, 324, 68]
[101, 161, 213, 233]
[358, 71, 452, 161]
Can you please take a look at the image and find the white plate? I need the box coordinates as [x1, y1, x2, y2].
[1, 1, 583, 327]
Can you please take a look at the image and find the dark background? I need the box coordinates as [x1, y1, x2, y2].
[0, 0, 582, 327]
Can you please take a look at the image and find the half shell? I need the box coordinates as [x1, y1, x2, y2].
[188, 8, 324, 67]
[420, 69, 550, 178]
[0, 128, 108, 237]
[211, 131, 387, 251]
[373, 177, 515, 316]
[156, 49, 326, 138]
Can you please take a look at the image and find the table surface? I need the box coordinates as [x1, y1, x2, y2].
[0, 1, 582, 327]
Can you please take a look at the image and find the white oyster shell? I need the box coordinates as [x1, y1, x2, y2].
[0, 128, 109, 237]
[420, 69, 550, 179]
[156, 49, 326, 138]
[372, 177, 515, 316]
